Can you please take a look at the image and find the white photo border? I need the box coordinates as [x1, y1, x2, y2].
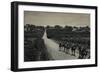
[18, 5, 96, 69]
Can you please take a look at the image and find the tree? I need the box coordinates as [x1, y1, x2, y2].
[54, 25, 62, 29]
[64, 25, 73, 31]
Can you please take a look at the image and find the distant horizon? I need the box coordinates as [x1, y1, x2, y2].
[24, 11, 90, 27]
[25, 24, 90, 28]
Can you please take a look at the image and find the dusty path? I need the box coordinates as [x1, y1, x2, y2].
[43, 30, 79, 60]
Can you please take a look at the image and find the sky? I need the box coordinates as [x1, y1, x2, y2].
[24, 11, 90, 27]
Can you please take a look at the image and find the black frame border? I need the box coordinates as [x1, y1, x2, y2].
[11, 1, 98, 72]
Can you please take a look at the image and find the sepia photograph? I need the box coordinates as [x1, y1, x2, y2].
[24, 11, 90, 62]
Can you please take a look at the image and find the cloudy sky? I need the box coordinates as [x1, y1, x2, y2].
[24, 11, 90, 27]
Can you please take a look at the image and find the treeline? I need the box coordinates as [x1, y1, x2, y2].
[24, 24, 45, 38]
[46, 25, 90, 38]
[24, 24, 90, 38]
